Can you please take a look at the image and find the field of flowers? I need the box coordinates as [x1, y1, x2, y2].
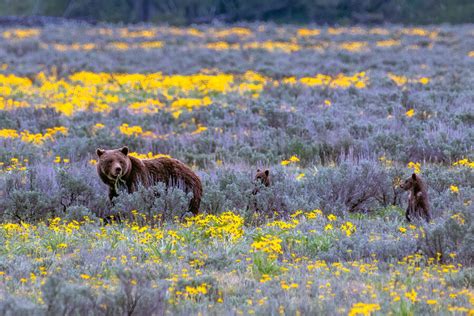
[0, 23, 473, 314]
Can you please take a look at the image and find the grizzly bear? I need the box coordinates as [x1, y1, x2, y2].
[400, 173, 431, 222]
[249, 168, 287, 219]
[249, 169, 270, 214]
[252, 169, 270, 195]
[96, 146, 202, 215]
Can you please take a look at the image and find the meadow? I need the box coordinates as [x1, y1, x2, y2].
[0, 22, 473, 315]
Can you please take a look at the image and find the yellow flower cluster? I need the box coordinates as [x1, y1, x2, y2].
[118, 123, 155, 138]
[0, 129, 19, 139]
[280, 280, 299, 290]
[251, 235, 283, 255]
[401, 28, 438, 38]
[259, 274, 272, 283]
[128, 152, 172, 160]
[405, 109, 415, 118]
[281, 155, 300, 166]
[407, 161, 421, 174]
[340, 221, 356, 237]
[243, 41, 301, 53]
[191, 125, 208, 135]
[0, 97, 29, 110]
[449, 185, 459, 193]
[213, 27, 253, 38]
[305, 209, 323, 219]
[388, 73, 430, 86]
[405, 288, 418, 303]
[0, 126, 68, 145]
[46, 43, 97, 52]
[170, 97, 212, 118]
[379, 156, 393, 167]
[128, 99, 164, 114]
[185, 283, 208, 296]
[295, 71, 368, 89]
[185, 212, 244, 242]
[348, 302, 381, 316]
[297, 28, 321, 37]
[0, 70, 376, 120]
[108, 41, 164, 50]
[3, 28, 40, 39]
[118, 28, 157, 38]
[296, 173, 305, 180]
[339, 41, 368, 52]
[206, 41, 239, 51]
[451, 213, 465, 225]
[376, 39, 401, 47]
[54, 156, 70, 164]
[0, 158, 28, 172]
[453, 158, 474, 168]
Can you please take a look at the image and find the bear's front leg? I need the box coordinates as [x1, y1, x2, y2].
[405, 205, 411, 222]
[108, 187, 118, 203]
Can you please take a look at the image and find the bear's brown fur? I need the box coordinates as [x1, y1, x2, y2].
[400, 173, 431, 222]
[250, 169, 270, 213]
[253, 169, 270, 194]
[96, 146, 202, 215]
[249, 168, 287, 219]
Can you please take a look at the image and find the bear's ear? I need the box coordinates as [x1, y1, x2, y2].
[264, 169, 269, 176]
[120, 146, 129, 156]
[96, 148, 105, 157]
[412, 173, 417, 180]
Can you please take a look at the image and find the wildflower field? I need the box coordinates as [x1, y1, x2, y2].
[0, 23, 473, 315]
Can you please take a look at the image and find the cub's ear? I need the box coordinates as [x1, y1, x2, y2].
[412, 173, 417, 180]
[96, 148, 105, 157]
[120, 146, 129, 156]
[264, 169, 269, 176]
[257, 169, 261, 172]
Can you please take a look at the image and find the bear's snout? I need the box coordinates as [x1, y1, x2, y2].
[112, 165, 122, 177]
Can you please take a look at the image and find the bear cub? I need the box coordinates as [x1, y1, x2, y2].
[400, 173, 431, 222]
[253, 169, 270, 194]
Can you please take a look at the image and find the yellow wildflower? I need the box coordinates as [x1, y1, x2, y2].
[405, 109, 415, 118]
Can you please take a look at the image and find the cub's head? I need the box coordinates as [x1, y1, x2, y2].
[96, 146, 131, 181]
[400, 173, 420, 191]
[255, 169, 270, 187]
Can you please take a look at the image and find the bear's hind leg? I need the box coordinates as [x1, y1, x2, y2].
[405, 206, 411, 222]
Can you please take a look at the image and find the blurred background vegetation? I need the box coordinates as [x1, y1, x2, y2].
[0, 0, 473, 25]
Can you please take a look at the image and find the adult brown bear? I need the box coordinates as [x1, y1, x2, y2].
[400, 173, 431, 222]
[96, 146, 202, 215]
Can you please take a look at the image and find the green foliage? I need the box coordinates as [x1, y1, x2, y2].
[3, 190, 52, 222]
[296, 233, 333, 257]
[251, 252, 281, 278]
[112, 183, 193, 223]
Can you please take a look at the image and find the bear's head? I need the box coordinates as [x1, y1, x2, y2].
[400, 173, 420, 191]
[254, 169, 270, 187]
[96, 146, 132, 182]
